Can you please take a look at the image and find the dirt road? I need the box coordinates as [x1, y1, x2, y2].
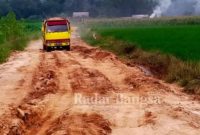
[0, 29, 200, 135]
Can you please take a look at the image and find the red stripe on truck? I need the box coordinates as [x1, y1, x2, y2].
[47, 20, 67, 26]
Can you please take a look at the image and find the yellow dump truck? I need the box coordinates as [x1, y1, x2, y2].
[42, 17, 71, 51]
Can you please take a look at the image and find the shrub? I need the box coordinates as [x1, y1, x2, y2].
[0, 12, 40, 63]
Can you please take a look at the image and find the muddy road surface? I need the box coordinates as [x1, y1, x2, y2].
[0, 29, 200, 135]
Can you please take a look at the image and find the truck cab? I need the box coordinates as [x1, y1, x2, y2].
[42, 17, 71, 51]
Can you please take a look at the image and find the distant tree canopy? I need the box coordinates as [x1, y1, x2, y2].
[0, 0, 156, 18]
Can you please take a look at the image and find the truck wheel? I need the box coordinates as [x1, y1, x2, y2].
[43, 44, 46, 51]
[66, 46, 70, 51]
[46, 47, 51, 52]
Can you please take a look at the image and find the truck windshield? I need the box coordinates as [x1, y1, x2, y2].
[46, 25, 68, 33]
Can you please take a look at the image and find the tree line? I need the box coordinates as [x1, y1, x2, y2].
[0, 0, 156, 18]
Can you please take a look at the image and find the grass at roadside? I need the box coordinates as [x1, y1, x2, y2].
[80, 17, 200, 95]
[0, 12, 41, 63]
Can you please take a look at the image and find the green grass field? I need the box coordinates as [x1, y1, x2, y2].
[95, 25, 200, 61]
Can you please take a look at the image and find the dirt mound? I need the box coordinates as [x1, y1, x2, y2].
[93, 51, 116, 61]
[0, 103, 49, 135]
[124, 74, 170, 92]
[138, 111, 157, 127]
[69, 67, 115, 94]
[29, 69, 58, 100]
[168, 107, 200, 128]
[73, 45, 116, 60]
[73, 46, 98, 56]
[46, 112, 112, 135]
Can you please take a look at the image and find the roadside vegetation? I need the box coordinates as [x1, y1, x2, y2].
[0, 12, 41, 63]
[81, 17, 200, 95]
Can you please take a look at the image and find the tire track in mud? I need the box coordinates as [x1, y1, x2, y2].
[69, 67, 116, 95]
[0, 49, 113, 135]
[26, 52, 59, 101]
[54, 50, 117, 95]
[0, 52, 60, 135]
